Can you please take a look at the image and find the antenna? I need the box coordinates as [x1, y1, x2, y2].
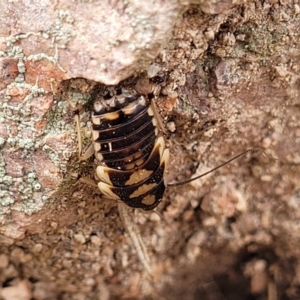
[167, 148, 277, 187]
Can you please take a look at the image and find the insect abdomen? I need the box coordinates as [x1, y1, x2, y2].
[91, 87, 169, 210]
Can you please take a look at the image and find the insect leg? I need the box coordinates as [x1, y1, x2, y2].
[150, 99, 167, 135]
[72, 108, 95, 161]
[69, 105, 98, 187]
[118, 203, 153, 278]
[65, 94, 94, 161]
[77, 176, 98, 188]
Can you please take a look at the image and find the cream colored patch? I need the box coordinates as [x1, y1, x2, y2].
[150, 136, 165, 158]
[141, 194, 156, 206]
[117, 95, 126, 104]
[94, 142, 101, 152]
[95, 152, 103, 161]
[130, 183, 156, 198]
[92, 130, 99, 142]
[162, 149, 169, 167]
[107, 98, 116, 107]
[139, 95, 147, 106]
[96, 166, 113, 185]
[98, 182, 120, 200]
[123, 97, 146, 115]
[125, 169, 153, 185]
[93, 100, 104, 113]
[92, 115, 102, 125]
[152, 117, 157, 127]
[162, 148, 170, 184]
[147, 106, 154, 116]
[123, 101, 137, 115]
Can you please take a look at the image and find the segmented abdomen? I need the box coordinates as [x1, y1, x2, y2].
[92, 87, 169, 210]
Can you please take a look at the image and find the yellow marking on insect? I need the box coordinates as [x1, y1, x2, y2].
[125, 169, 153, 186]
[103, 111, 120, 121]
[129, 183, 156, 198]
[141, 194, 156, 206]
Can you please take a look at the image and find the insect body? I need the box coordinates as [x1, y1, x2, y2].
[91, 86, 169, 211]
[89, 85, 266, 211]
[76, 83, 273, 276]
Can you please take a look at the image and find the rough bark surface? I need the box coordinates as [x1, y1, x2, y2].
[1, 1, 300, 300]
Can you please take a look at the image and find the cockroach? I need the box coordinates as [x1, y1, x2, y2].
[74, 82, 272, 276]
[83, 85, 261, 210]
